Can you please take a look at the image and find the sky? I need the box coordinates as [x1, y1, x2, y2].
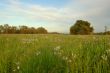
[0, 0, 110, 33]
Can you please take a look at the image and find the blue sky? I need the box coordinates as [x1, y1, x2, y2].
[30, 0, 69, 7]
[0, 0, 110, 33]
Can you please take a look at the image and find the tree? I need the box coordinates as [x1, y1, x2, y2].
[29, 27, 37, 34]
[10, 26, 17, 34]
[0, 25, 4, 33]
[36, 27, 48, 34]
[0, 24, 48, 34]
[3, 24, 10, 34]
[70, 20, 94, 35]
[19, 25, 29, 34]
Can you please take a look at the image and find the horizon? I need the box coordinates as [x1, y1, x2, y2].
[0, 0, 110, 33]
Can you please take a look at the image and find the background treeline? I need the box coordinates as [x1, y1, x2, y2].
[94, 31, 110, 35]
[0, 20, 110, 35]
[0, 24, 48, 34]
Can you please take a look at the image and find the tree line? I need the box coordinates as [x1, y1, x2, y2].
[0, 20, 109, 35]
[0, 24, 48, 34]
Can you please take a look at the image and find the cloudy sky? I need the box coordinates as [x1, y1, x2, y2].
[0, 0, 110, 33]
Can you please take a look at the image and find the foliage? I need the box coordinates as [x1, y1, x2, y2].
[0, 24, 48, 34]
[36, 27, 48, 34]
[94, 31, 110, 35]
[70, 20, 94, 35]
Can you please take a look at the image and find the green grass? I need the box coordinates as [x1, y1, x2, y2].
[0, 34, 110, 73]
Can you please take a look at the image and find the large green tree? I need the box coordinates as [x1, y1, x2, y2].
[36, 27, 48, 34]
[70, 20, 94, 35]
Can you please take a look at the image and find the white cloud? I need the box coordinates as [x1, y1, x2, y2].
[0, 0, 74, 32]
[0, 0, 110, 32]
[68, 0, 110, 32]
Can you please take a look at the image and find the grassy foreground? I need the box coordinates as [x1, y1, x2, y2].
[0, 34, 110, 73]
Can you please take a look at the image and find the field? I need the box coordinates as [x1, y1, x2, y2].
[0, 34, 110, 73]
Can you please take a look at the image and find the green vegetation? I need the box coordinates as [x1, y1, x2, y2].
[70, 20, 94, 35]
[0, 34, 110, 73]
[0, 24, 48, 34]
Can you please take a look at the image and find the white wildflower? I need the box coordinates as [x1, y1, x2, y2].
[62, 56, 68, 60]
[54, 46, 61, 51]
[17, 66, 20, 70]
[15, 62, 20, 65]
[58, 52, 62, 55]
[54, 52, 57, 55]
[22, 38, 37, 44]
[72, 53, 74, 56]
[68, 59, 72, 63]
[13, 69, 16, 72]
[101, 54, 107, 61]
[36, 51, 41, 56]
[71, 53, 76, 59]
[106, 49, 110, 54]
[73, 54, 76, 58]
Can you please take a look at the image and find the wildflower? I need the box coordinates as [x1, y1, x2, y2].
[13, 69, 16, 72]
[54, 46, 61, 51]
[15, 62, 20, 65]
[22, 38, 36, 44]
[17, 66, 20, 70]
[62, 56, 68, 60]
[106, 49, 110, 54]
[101, 54, 107, 61]
[58, 52, 62, 55]
[54, 52, 57, 55]
[36, 51, 41, 56]
[72, 53, 74, 56]
[73, 54, 76, 58]
[68, 59, 72, 63]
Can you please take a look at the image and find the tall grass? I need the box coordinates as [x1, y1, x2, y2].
[0, 34, 110, 73]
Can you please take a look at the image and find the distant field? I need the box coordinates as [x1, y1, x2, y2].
[0, 34, 110, 73]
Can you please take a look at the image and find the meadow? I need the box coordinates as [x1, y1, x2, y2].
[0, 34, 110, 73]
